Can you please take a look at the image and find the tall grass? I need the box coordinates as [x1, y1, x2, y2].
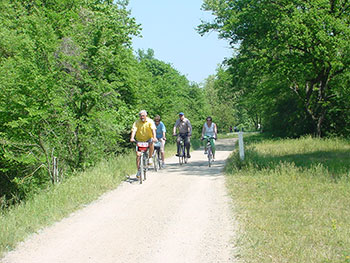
[226, 135, 350, 263]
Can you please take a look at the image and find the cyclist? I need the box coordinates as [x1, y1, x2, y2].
[201, 116, 217, 160]
[173, 112, 192, 158]
[130, 110, 157, 177]
[154, 115, 166, 168]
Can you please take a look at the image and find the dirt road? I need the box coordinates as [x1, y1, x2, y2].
[2, 138, 237, 263]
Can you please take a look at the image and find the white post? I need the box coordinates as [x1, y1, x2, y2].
[238, 131, 245, 160]
[53, 157, 59, 183]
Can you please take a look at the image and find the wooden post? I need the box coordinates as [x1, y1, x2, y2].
[238, 131, 245, 160]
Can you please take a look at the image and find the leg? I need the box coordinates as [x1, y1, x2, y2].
[149, 142, 154, 158]
[210, 138, 216, 159]
[185, 136, 191, 157]
[161, 139, 165, 163]
[176, 136, 181, 155]
[136, 151, 141, 169]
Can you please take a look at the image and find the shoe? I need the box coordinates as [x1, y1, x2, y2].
[212, 158, 215, 162]
[187, 154, 191, 158]
[148, 158, 153, 165]
[175, 153, 179, 157]
[136, 170, 141, 178]
[162, 162, 165, 168]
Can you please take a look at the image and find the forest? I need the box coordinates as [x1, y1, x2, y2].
[0, 0, 210, 206]
[199, 0, 350, 138]
[1, 0, 350, 207]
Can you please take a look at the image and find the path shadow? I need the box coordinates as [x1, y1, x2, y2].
[198, 138, 237, 152]
[163, 157, 227, 178]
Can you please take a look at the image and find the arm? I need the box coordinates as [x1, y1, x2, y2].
[201, 124, 205, 139]
[173, 120, 178, 135]
[187, 120, 192, 136]
[152, 128, 157, 142]
[214, 123, 218, 139]
[162, 122, 166, 140]
[130, 124, 137, 142]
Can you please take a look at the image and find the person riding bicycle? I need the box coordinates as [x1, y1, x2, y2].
[201, 116, 217, 160]
[173, 112, 192, 158]
[154, 115, 166, 168]
[130, 110, 157, 177]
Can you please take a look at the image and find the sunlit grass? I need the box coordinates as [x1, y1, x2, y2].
[226, 135, 350, 263]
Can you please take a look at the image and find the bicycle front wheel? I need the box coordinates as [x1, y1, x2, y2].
[143, 154, 147, 180]
[139, 153, 144, 184]
[179, 144, 185, 165]
[153, 152, 159, 172]
[158, 150, 162, 169]
[208, 147, 212, 167]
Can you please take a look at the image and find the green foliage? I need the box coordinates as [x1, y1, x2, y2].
[135, 49, 210, 139]
[0, 2, 209, 207]
[199, 0, 350, 137]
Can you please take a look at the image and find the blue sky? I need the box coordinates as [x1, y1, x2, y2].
[127, 0, 232, 84]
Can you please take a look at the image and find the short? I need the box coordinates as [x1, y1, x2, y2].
[155, 138, 165, 152]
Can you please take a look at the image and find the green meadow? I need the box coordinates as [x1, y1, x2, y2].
[226, 135, 350, 263]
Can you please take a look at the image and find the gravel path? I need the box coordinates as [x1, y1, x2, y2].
[2, 138, 237, 263]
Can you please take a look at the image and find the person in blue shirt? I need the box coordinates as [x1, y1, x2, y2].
[154, 115, 167, 167]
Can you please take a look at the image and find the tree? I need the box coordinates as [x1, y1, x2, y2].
[199, 0, 350, 137]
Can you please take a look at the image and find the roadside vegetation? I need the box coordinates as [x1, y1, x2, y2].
[2, 0, 350, 261]
[225, 134, 350, 262]
[0, 142, 177, 258]
[0, 152, 134, 257]
[0, 0, 209, 209]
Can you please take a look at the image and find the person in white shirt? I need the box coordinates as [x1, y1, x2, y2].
[201, 116, 217, 160]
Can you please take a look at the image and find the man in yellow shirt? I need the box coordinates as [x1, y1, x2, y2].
[130, 110, 157, 175]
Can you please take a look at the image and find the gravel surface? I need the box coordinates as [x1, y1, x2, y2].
[2, 138, 238, 263]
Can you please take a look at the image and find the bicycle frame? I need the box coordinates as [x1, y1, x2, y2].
[177, 134, 188, 165]
[136, 141, 149, 184]
[203, 136, 215, 167]
[153, 141, 162, 171]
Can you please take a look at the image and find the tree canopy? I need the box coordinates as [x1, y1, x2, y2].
[199, 0, 350, 137]
[0, 0, 209, 206]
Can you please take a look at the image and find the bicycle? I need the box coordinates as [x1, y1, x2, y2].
[153, 141, 162, 171]
[175, 134, 188, 165]
[203, 136, 215, 167]
[135, 141, 150, 184]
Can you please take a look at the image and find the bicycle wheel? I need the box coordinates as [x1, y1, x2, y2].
[208, 147, 212, 167]
[153, 151, 159, 172]
[139, 153, 143, 184]
[143, 153, 147, 180]
[157, 150, 162, 169]
[179, 142, 184, 165]
[183, 143, 188, 164]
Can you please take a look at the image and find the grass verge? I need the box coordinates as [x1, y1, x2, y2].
[226, 135, 350, 263]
